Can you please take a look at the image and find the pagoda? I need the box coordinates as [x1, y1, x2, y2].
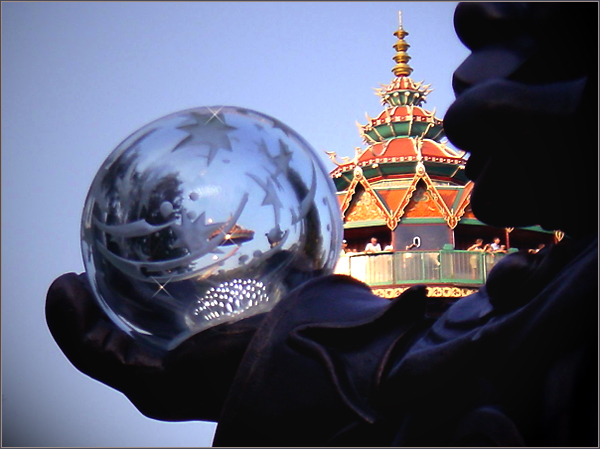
[329, 14, 558, 310]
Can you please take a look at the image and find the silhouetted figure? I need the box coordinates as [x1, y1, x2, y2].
[46, 3, 598, 446]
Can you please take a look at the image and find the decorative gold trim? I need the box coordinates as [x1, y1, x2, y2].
[407, 104, 414, 136]
[420, 121, 434, 139]
[340, 174, 360, 218]
[388, 121, 397, 137]
[436, 141, 464, 159]
[392, 12, 413, 77]
[384, 107, 392, 123]
[391, 173, 420, 226]
[359, 176, 396, 230]
[325, 150, 343, 167]
[340, 167, 399, 230]
[339, 150, 469, 230]
[372, 286, 478, 299]
[415, 137, 423, 162]
[426, 286, 479, 298]
[370, 139, 392, 158]
[453, 182, 474, 224]
[419, 168, 456, 228]
[371, 125, 384, 140]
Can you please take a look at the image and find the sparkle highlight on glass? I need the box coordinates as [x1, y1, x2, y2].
[81, 106, 343, 351]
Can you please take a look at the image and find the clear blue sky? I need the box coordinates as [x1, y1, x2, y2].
[2, 2, 468, 446]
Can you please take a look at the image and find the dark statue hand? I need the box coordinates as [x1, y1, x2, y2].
[46, 272, 264, 422]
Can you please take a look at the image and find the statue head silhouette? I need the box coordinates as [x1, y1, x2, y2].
[444, 2, 598, 238]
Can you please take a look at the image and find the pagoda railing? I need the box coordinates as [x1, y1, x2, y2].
[335, 249, 507, 287]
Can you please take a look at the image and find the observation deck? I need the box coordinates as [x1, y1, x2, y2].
[335, 246, 515, 311]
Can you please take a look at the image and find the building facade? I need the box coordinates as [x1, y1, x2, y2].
[329, 16, 559, 312]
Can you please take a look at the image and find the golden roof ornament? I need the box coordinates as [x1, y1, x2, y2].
[373, 13, 433, 107]
[392, 11, 413, 77]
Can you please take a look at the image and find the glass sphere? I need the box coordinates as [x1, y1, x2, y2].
[81, 106, 343, 351]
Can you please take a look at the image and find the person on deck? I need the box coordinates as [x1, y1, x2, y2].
[365, 237, 382, 253]
[494, 244, 508, 254]
[489, 237, 501, 251]
[467, 238, 484, 251]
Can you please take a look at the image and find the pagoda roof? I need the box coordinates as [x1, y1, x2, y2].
[328, 14, 476, 231]
[330, 138, 467, 187]
[358, 138, 464, 165]
[338, 163, 475, 230]
[329, 13, 562, 245]
[378, 77, 431, 95]
[374, 79, 434, 108]
[373, 105, 432, 120]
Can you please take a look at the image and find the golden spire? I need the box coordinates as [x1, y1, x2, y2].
[392, 11, 413, 77]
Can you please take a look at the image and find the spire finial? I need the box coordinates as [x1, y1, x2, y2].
[392, 11, 413, 77]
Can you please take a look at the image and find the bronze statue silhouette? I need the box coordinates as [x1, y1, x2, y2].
[47, 3, 598, 446]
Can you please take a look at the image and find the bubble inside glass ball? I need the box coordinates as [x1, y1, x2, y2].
[81, 106, 343, 351]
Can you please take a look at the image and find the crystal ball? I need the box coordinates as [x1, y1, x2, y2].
[81, 106, 343, 351]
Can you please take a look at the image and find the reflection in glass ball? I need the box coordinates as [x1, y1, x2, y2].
[81, 106, 343, 351]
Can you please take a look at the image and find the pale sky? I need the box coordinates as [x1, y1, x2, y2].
[2, 2, 468, 446]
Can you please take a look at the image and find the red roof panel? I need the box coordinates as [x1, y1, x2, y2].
[359, 139, 417, 163]
[376, 189, 409, 214]
[421, 141, 450, 159]
[437, 190, 459, 211]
